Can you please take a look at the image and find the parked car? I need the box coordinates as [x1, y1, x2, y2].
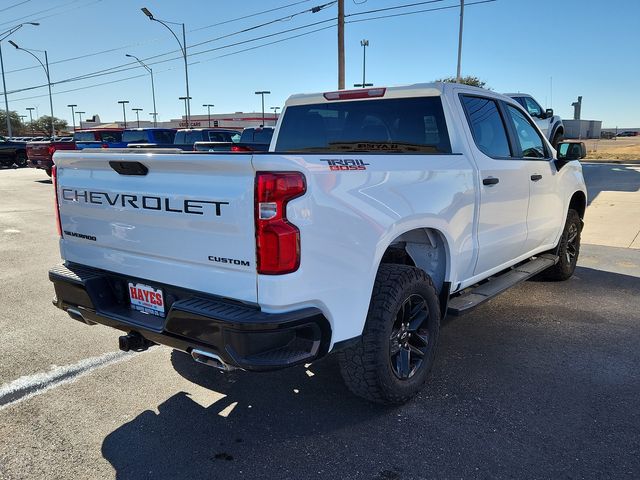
[26, 139, 76, 176]
[0, 136, 27, 168]
[121, 128, 177, 147]
[131, 128, 241, 151]
[49, 83, 587, 404]
[73, 129, 125, 149]
[504, 93, 564, 147]
[617, 131, 638, 137]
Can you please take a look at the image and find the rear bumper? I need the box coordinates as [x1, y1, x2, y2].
[49, 263, 331, 371]
[27, 158, 53, 170]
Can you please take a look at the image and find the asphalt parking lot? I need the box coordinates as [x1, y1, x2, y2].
[0, 165, 639, 480]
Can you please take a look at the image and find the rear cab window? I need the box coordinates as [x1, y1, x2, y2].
[460, 95, 512, 158]
[73, 132, 96, 142]
[275, 97, 451, 154]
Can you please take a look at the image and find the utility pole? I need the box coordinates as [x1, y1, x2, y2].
[456, 0, 464, 83]
[26, 107, 35, 132]
[203, 104, 214, 127]
[255, 91, 270, 126]
[118, 100, 129, 128]
[67, 104, 77, 131]
[338, 0, 345, 89]
[270, 106, 280, 125]
[132, 108, 143, 128]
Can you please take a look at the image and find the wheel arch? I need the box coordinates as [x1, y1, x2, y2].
[569, 190, 587, 219]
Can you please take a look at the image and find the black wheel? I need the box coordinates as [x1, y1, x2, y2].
[338, 264, 440, 405]
[15, 151, 27, 168]
[552, 131, 564, 149]
[544, 209, 581, 281]
[45, 168, 52, 177]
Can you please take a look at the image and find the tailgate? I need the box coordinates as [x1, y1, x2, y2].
[54, 150, 257, 303]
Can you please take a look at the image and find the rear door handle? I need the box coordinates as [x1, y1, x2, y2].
[482, 177, 499, 186]
[530, 174, 543, 182]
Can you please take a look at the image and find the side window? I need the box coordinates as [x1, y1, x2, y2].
[461, 95, 511, 158]
[523, 97, 542, 118]
[505, 105, 547, 159]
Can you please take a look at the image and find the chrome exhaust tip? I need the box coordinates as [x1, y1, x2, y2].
[191, 349, 235, 371]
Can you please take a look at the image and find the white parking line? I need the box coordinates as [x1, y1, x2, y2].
[0, 351, 138, 411]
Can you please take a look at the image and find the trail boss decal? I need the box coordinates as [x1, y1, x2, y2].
[320, 159, 370, 171]
[61, 189, 229, 216]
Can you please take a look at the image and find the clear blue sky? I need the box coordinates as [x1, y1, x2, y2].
[1, 0, 638, 127]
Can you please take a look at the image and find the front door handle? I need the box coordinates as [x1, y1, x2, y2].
[482, 177, 499, 186]
[530, 174, 543, 182]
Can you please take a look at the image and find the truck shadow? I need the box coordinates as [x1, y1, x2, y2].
[101, 265, 640, 480]
[582, 162, 640, 205]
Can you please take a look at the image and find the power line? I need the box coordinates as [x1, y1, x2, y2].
[346, 0, 496, 24]
[346, 0, 444, 17]
[3, 0, 316, 75]
[0, 0, 86, 28]
[0, 0, 32, 14]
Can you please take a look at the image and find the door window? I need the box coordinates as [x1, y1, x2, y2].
[461, 95, 511, 158]
[505, 105, 547, 158]
[523, 97, 543, 118]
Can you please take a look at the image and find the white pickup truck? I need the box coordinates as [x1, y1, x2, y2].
[49, 83, 587, 404]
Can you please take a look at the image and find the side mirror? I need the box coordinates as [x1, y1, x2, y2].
[544, 108, 554, 119]
[556, 141, 586, 169]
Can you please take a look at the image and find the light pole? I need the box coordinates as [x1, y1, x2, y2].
[255, 91, 270, 126]
[76, 111, 85, 129]
[125, 53, 157, 127]
[178, 96, 191, 127]
[118, 100, 129, 128]
[270, 106, 280, 125]
[132, 108, 143, 128]
[0, 22, 39, 137]
[141, 7, 191, 125]
[8, 39, 54, 137]
[26, 107, 35, 132]
[67, 104, 77, 131]
[354, 39, 373, 88]
[203, 104, 214, 127]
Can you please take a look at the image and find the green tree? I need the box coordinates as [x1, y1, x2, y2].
[435, 76, 489, 89]
[0, 110, 27, 136]
[31, 115, 68, 136]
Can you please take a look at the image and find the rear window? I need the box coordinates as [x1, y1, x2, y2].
[98, 131, 122, 143]
[275, 97, 451, 153]
[241, 128, 273, 144]
[73, 132, 96, 142]
[123, 131, 149, 144]
[208, 131, 240, 143]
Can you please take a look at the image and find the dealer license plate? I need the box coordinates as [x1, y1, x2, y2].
[128, 282, 165, 317]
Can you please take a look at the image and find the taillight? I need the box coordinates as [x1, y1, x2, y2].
[47, 145, 56, 157]
[323, 87, 386, 101]
[101, 143, 108, 148]
[231, 144, 252, 152]
[51, 164, 62, 237]
[255, 172, 306, 275]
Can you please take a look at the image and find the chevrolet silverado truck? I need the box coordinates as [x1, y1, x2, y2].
[49, 83, 587, 404]
[26, 138, 76, 176]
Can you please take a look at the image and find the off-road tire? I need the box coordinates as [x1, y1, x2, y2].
[338, 264, 441, 405]
[15, 151, 27, 168]
[551, 131, 564, 149]
[544, 209, 581, 281]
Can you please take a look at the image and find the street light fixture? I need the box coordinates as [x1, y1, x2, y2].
[203, 104, 214, 127]
[67, 104, 77, 131]
[8, 39, 55, 137]
[270, 106, 280, 125]
[76, 111, 85, 128]
[140, 7, 191, 125]
[354, 39, 373, 88]
[149, 112, 158, 124]
[178, 96, 191, 127]
[117, 100, 129, 128]
[26, 107, 35, 132]
[255, 91, 270, 126]
[0, 22, 39, 137]
[126, 53, 157, 127]
[132, 108, 143, 128]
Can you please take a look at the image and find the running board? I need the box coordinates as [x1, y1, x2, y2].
[447, 254, 558, 316]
